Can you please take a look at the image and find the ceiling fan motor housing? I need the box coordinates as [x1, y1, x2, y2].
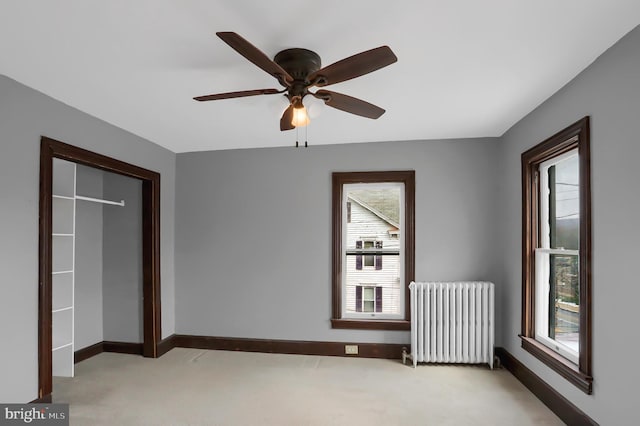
[274, 48, 322, 84]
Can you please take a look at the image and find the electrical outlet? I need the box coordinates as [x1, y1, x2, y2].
[345, 345, 358, 355]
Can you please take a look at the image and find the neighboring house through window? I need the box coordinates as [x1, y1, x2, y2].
[332, 171, 415, 330]
[521, 117, 592, 394]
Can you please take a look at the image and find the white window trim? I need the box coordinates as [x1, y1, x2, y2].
[535, 149, 580, 365]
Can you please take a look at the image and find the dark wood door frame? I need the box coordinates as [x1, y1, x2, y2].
[38, 136, 161, 399]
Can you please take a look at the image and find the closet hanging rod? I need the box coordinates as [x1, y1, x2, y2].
[76, 195, 125, 207]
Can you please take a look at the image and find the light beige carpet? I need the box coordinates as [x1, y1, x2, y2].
[53, 348, 563, 426]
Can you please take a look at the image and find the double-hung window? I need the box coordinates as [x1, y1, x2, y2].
[356, 285, 381, 313]
[521, 117, 592, 394]
[357, 240, 383, 269]
[536, 151, 580, 363]
[332, 171, 415, 330]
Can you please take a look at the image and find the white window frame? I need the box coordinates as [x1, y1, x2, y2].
[535, 149, 580, 364]
[341, 182, 404, 320]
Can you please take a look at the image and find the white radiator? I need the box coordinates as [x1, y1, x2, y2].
[404, 281, 495, 368]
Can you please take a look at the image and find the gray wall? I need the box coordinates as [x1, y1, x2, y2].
[175, 138, 503, 344]
[74, 165, 144, 347]
[0, 75, 176, 403]
[498, 25, 640, 424]
[102, 173, 143, 343]
[74, 165, 104, 349]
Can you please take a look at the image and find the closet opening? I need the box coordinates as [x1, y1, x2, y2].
[38, 137, 161, 401]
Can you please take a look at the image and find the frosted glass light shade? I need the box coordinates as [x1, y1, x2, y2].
[291, 106, 310, 127]
[305, 94, 326, 118]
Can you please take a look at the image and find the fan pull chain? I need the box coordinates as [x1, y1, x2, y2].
[294, 125, 309, 148]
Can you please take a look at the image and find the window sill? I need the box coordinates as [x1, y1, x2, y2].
[520, 336, 592, 394]
[331, 319, 410, 331]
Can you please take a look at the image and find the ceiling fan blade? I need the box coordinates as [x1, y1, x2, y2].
[280, 105, 295, 131]
[309, 46, 397, 87]
[194, 88, 280, 102]
[217, 32, 293, 85]
[315, 90, 385, 119]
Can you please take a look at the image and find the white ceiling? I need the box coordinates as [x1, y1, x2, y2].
[1, 1, 638, 153]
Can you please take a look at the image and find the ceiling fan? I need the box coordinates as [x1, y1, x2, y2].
[194, 32, 398, 131]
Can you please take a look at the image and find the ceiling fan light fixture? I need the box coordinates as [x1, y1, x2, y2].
[196, 32, 397, 131]
[291, 102, 310, 127]
[305, 93, 326, 118]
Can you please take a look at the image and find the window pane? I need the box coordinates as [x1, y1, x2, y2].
[363, 287, 374, 300]
[344, 183, 402, 317]
[535, 249, 580, 360]
[549, 154, 579, 250]
[346, 187, 401, 250]
[550, 254, 580, 353]
[364, 241, 374, 267]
